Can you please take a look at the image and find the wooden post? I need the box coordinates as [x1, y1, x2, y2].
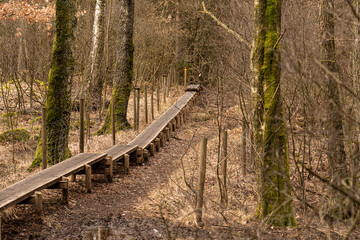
[151, 86, 154, 120]
[111, 96, 116, 145]
[0, 214, 2, 240]
[70, 175, 76, 182]
[124, 154, 130, 174]
[163, 75, 166, 104]
[241, 121, 247, 175]
[143, 149, 149, 161]
[145, 85, 148, 124]
[154, 138, 161, 152]
[98, 226, 109, 240]
[157, 80, 160, 112]
[166, 73, 170, 98]
[184, 67, 187, 87]
[60, 177, 69, 204]
[159, 132, 164, 147]
[149, 143, 155, 156]
[221, 130, 228, 207]
[136, 147, 143, 164]
[136, 88, 140, 130]
[105, 156, 113, 182]
[165, 127, 170, 141]
[80, 98, 85, 153]
[133, 87, 137, 130]
[196, 138, 207, 224]
[34, 191, 43, 215]
[85, 164, 92, 193]
[41, 107, 47, 170]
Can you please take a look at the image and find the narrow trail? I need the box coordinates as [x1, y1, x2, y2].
[3, 90, 220, 239]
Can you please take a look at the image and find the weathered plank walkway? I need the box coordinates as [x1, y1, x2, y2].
[0, 85, 200, 239]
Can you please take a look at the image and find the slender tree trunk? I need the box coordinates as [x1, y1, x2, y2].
[175, 0, 182, 84]
[97, 0, 134, 134]
[320, 0, 348, 204]
[30, 0, 76, 169]
[250, 0, 296, 227]
[87, 0, 107, 111]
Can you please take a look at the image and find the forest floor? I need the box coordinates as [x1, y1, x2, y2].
[1, 88, 360, 239]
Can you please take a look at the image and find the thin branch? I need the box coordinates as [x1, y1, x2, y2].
[199, 2, 251, 49]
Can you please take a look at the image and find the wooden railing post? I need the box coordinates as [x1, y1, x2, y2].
[157, 80, 160, 112]
[85, 164, 92, 193]
[41, 107, 47, 170]
[124, 154, 130, 174]
[80, 98, 85, 153]
[163, 74, 166, 104]
[133, 87, 137, 130]
[151, 85, 154, 120]
[111, 96, 116, 145]
[196, 138, 207, 224]
[184, 67, 187, 87]
[136, 87, 140, 130]
[145, 85, 148, 124]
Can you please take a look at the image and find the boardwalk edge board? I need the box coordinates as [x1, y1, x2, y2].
[0, 85, 200, 238]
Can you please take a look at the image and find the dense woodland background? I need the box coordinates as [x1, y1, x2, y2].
[1, 0, 360, 239]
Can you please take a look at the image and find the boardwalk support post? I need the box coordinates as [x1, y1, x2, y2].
[85, 164, 92, 193]
[61, 177, 69, 204]
[136, 147, 143, 164]
[34, 191, 43, 215]
[159, 132, 165, 147]
[149, 143, 155, 156]
[154, 138, 161, 152]
[124, 154, 130, 174]
[105, 156, 113, 182]
[143, 149, 149, 161]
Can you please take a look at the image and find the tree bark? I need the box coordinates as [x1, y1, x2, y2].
[97, 0, 134, 134]
[320, 0, 348, 203]
[30, 0, 76, 168]
[250, 0, 296, 227]
[86, 0, 107, 111]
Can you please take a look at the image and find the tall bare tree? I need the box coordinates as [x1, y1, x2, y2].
[320, 0, 348, 209]
[251, 0, 296, 226]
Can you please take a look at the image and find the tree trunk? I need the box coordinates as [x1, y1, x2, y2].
[250, 0, 296, 227]
[96, 0, 134, 135]
[86, 0, 107, 111]
[30, 0, 76, 169]
[175, 0, 182, 84]
[320, 0, 348, 205]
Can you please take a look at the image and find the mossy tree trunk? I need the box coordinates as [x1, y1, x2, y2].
[250, 0, 296, 227]
[30, 0, 76, 169]
[320, 0, 348, 205]
[97, 0, 134, 135]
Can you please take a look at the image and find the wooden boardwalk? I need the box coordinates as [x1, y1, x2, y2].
[0, 86, 199, 239]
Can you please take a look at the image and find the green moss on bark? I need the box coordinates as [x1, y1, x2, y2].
[251, 0, 296, 227]
[31, 0, 76, 168]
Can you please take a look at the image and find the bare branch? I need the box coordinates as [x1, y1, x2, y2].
[199, 2, 251, 49]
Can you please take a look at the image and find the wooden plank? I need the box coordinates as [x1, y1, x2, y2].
[0, 153, 106, 212]
[129, 91, 196, 149]
[186, 84, 201, 92]
[102, 145, 138, 162]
